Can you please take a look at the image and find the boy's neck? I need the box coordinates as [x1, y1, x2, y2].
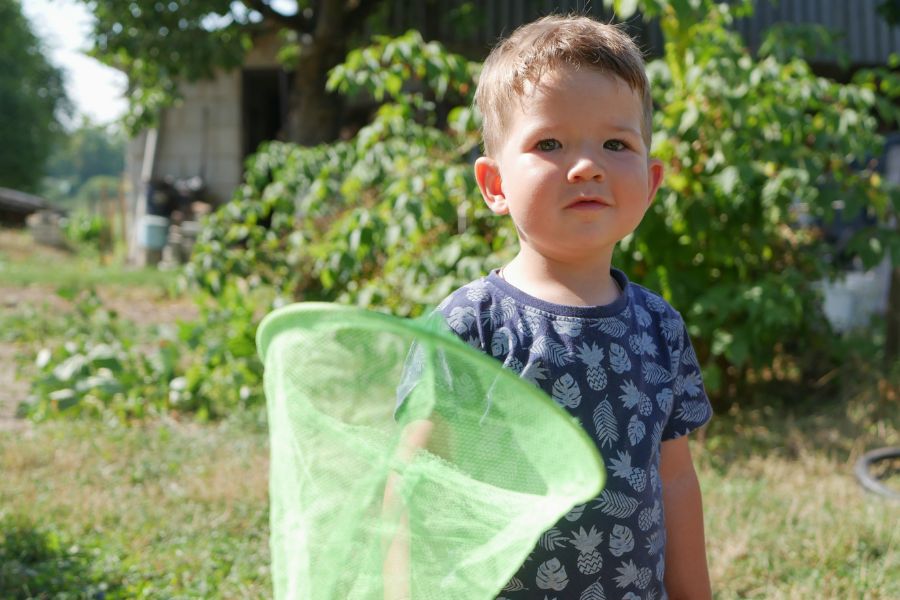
[501, 250, 621, 307]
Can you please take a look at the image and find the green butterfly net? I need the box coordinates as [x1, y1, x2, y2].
[256, 303, 605, 600]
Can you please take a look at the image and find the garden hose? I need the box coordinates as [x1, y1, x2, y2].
[854, 447, 900, 501]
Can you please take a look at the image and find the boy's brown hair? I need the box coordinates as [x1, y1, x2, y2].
[475, 15, 652, 157]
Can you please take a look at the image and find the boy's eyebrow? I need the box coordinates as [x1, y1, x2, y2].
[519, 121, 643, 141]
[608, 124, 643, 139]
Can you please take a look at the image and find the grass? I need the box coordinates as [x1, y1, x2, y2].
[1, 388, 897, 598]
[0, 227, 179, 289]
[0, 417, 271, 599]
[698, 380, 900, 599]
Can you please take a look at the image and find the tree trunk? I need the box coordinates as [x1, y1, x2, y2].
[284, 39, 346, 145]
[885, 263, 900, 367]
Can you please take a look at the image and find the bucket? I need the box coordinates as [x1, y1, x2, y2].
[138, 215, 170, 250]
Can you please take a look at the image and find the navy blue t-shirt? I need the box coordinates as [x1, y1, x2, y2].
[435, 269, 712, 600]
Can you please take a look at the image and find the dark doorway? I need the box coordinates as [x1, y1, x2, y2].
[242, 68, 290, 159]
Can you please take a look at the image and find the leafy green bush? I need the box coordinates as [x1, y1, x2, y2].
[29, 3, 899, 420]
[19, 289, 179, 422]
[187, 31, 516, 317]
[610, 1, 900, 394]
[19, 287, 264, 423]
[62, 211, 112, 254]
[173, 284, 265, 420]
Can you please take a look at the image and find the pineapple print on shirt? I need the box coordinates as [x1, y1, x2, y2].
[434, 268, 712, 600]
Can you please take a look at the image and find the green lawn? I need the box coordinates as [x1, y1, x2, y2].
[699, 393, 900, 599]
[2, 393, 897, 599]
[0, 418, 271, 599]
[0, 227, 179, 289]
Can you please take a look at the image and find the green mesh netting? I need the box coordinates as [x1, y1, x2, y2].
[256, 303, 605, 600]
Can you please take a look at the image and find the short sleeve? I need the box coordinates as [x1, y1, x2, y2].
[661, 320, 712, 440]
[394, 295, 486, 422]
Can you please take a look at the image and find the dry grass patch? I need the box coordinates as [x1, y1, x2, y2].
[698, 382, 900, 599]
[0, 418, 270, 598]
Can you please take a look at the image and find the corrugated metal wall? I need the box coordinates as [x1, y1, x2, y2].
[734, 0, 900, 65]
[386, 0, 660, 56]
[388, 0, 900, 66]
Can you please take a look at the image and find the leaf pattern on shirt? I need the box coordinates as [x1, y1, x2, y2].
[660, 317, 683, 344]
[446, 306, 476, 334]
[594, 489, 639, 518]
[531, 335, 575, 367]
[552, 318, 582, 338]
[592, 317, 628, 337]
[676, 400, 711, 423]
[627, 414, 646, 446]
[642, 361, 674, 385]
[655, 389, 673, 415]
[564, 504, 586, 522]
[539, 528, 569, 551]
[536, 559, 569, 591]
[609, 524, 635, 557]
[592, 397, 618, 449]
[609, 342, 632, 374]
[491, 327, 514, 357]
[634, 304, 652, 328]
[551, 373, 582, 408]
[481, 296, 516, 328]
[682, 341, 700, 369]
[645, 293, 668, 313]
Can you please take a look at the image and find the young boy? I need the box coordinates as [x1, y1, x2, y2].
[435, 15, 713, 600]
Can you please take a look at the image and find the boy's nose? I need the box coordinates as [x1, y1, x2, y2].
[567, 154, 605, 182]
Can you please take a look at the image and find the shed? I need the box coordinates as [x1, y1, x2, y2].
[0, 187, 65, 228]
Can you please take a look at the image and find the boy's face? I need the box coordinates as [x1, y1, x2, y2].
[475, 68, 663, 266]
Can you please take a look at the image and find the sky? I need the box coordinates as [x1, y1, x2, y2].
[22, 0, 128, 127]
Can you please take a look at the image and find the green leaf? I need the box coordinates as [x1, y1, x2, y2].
[613, 0, 640, 19]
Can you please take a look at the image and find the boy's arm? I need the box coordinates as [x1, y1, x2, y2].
[383, 419, 434, 600]
[659, 435, 712, 600]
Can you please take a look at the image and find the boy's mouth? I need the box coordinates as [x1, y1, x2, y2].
[566, 197, 610, 210]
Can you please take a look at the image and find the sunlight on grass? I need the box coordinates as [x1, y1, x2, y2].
[2, 393, 897, 598]
[0, 419, 270, 598]
[0, 227, 179, 289]
[697, 385, 900, 600]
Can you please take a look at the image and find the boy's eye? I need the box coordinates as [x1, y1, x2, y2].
[536, 139, 561, 152]
[604, 139, 627, 151]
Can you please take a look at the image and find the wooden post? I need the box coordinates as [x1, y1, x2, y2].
[100, 183, 112, 264]
[118, 175, 127, 247]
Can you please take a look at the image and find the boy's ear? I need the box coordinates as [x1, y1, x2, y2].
[474, 157, 508, 215]
[645, 158, 665, 206]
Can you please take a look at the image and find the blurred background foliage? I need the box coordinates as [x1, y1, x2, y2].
[15, 0, 900, 421]
[182, 0, 899, 411]
[0, 0, 71, 192]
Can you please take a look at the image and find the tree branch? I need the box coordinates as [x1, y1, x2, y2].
[240, 0, 314, 32]
[343, 0, 385, 34]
